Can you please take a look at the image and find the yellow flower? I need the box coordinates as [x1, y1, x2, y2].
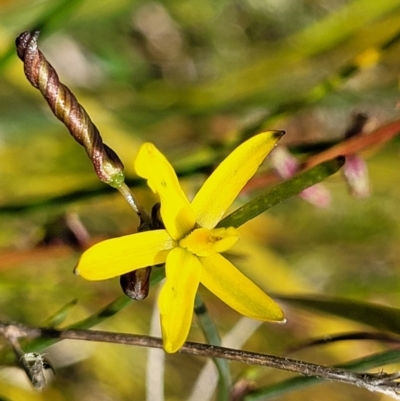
[75, 131, 285, 353]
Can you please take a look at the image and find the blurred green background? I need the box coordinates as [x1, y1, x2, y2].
[0, 0, 400, 400]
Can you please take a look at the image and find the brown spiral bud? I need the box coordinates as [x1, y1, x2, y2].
[16, 31, 125, 188]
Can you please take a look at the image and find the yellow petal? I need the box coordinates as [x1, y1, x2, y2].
[200, 253, 285, 322]
[75, 230, 174, 280]
[134, 142, 196, 240]
[191, 131, 283, 229]
[158, 247, 202, 353]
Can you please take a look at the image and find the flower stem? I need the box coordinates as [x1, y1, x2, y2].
[194, 294, 231, 401]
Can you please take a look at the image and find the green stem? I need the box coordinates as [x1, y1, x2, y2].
[195, 293, 231, 401]
[218, 157, 344, 229]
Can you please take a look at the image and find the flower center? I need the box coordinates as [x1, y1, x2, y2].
[179, 227, 239, 257]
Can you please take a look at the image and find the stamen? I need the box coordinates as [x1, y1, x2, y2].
[179, 227, 239, 257]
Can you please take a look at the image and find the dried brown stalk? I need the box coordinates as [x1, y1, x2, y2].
[1, 322, 400, 399]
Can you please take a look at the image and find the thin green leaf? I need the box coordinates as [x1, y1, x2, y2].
[276, 294, 400, 335]
[24, 295, 131, 353]
[195, 294, 231, 401]
[24, 267, 165, 353]
[42, 299, 78, 328]
[244, 348, 400, 400]
[218, 157, 344, 229]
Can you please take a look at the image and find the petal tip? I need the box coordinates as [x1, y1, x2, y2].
[273, 130, 286, 139]
[258, 130, 285, 142]
[275, 309, 286, 323]
[266, 304, 285, 323]
[163, 340, 180, 354]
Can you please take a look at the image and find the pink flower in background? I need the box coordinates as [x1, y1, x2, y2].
[270, 146, 331, 208]
[343, 154, 370, 197]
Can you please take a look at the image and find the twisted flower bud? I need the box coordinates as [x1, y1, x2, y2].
[16, 31, 124, 188]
